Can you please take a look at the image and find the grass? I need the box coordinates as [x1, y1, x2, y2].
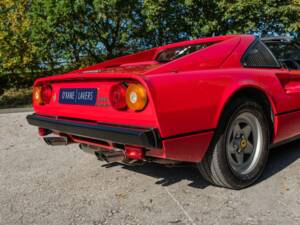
[0, 87, 32, 109]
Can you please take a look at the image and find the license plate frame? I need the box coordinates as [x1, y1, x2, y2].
[59, 88, 97, 105]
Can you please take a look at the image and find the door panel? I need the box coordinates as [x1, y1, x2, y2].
[274, 70, 300, 143]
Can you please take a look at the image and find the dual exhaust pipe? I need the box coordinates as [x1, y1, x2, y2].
[43, 136, 126, 163]
[43, 136, 180, 166]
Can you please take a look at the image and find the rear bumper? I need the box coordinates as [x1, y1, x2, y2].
[26, 114, 161, 149]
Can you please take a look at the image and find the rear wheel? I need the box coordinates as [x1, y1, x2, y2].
[198, 98, 270, 189]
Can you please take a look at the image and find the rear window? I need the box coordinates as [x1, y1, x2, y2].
[155, 42, 217, 63]
[241, 40, 280, 68]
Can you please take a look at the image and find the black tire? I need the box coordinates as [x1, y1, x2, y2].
[197, 98, 270, 189]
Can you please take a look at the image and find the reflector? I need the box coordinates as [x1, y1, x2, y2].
[125, 145, 144, 160]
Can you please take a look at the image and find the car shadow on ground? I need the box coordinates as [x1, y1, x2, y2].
[102, 139, 300, 189]
[260, 139, 300, 181]
[103, 161, 210, 189]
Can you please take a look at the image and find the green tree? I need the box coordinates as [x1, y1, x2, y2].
[29, 0, 144, 70]
[0, 0, 32, 72]
[0, 0, 299, 93]
[0, 0, 40, 89]
[217, 0, 300, 36]
[141, 0, 191, 46]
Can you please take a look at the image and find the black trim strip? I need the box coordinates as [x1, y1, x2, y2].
[271, 134, 300, 149]
[27, 114, 161, 149]
[162, 128, 215, 140]
[276, 108, 300, 116]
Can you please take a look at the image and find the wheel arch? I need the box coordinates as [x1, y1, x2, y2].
[215, 85, 277, 143]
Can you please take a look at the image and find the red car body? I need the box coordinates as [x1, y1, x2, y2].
[27, 34, 300, 163]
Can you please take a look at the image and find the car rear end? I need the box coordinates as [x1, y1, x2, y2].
[27, 35, 247, 164]
[27, 71, 166, 162]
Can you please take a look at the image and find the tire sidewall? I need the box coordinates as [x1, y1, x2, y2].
[214, 99, 270, 188]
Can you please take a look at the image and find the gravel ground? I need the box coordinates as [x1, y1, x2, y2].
[1, 112, 300, 225]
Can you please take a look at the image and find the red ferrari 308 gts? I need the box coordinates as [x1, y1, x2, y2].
[27, 34, 300, 189]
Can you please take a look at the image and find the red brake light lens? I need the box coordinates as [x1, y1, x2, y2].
[109, 83, 127, 110]
[41, 84, 52, 104]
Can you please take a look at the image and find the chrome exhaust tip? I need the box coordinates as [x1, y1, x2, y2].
[44, 136, 69, 146]
[79, 144, 126, 163]
[79, 143, 99, 155]
[100, 150, 126, 163]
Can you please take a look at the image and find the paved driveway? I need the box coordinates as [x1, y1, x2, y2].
[1, 112, 300, 225]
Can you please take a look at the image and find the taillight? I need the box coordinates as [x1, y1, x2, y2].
[33, 86, 43, 105]
[41, 84, 52, 104]
[32, 84, 52, 105]
[126, 83, 147, 111]
[109, 83, 127, 110]
[109, 82, 148, 111]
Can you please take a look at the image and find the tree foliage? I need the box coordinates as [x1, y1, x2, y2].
[0, 0, 299, 90]
[0, 1, 37, 73]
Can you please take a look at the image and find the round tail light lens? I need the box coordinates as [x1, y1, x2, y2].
[126, 84, 147, 111]
[33, 86, 43, 105]
[41, 85, 52, 104]
[109, 83, 127, 110]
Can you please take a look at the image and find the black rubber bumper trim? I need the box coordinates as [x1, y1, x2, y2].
[26, 114, 161, 149]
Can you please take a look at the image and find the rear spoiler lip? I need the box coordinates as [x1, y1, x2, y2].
[33, 72, 149, 86]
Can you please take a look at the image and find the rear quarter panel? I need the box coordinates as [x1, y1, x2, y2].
[145, 68, 294, 139]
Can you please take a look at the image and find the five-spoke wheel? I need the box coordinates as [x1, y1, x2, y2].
[226, 112, 263, 177]
[198, 98, 270, 189]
